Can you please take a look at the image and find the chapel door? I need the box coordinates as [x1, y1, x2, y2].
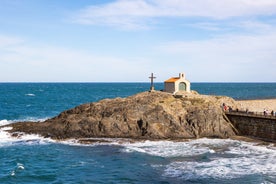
[179, 82, 186, 91]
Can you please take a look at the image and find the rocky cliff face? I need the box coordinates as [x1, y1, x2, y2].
[7, 91, 239, 140]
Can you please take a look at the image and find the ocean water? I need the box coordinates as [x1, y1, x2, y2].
[1, 82, 276, 184]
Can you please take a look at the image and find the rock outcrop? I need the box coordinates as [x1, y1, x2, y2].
[6, 91, 240, 140]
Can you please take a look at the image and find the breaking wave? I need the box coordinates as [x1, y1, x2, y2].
[0, 117, 49, 126]
[0, 126, 55, 147]
[122, 138, 276, 180]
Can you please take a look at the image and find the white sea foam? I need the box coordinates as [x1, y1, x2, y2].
[121, 138, 276, 180]
[1, 127, 13, 131]
[59, 138, 134, 147]
[10, 171, 15, 176]
[164, 152, 276, 179]
[123, 138, 236, 157]
[10, 163, 25, 177]
[17, 163, 25, 170]
[25, 93, 35, 96]
[0, 126, 55, 147]
[0, 117, 49, 126]
[0, 119, 13, 126]
[0, 127, 14, 146]
[20, 117, 48, 122]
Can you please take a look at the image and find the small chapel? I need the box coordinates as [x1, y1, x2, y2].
[164, 73, 191, 94]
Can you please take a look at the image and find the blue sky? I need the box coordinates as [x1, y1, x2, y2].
[1, 0, 276, 82]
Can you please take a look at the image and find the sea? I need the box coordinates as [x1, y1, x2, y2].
[1, 82, 276, 184]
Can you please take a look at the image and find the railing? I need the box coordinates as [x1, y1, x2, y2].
[225, 110, 276, 120]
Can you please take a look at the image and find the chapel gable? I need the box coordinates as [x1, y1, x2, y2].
[164, 73, 191, 94]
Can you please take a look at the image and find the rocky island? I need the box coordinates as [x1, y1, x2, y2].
[4, 90, 241, 140]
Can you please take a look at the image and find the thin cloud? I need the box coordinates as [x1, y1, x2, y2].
[0, 35, 150, 82]
[71, 0, 276, 29]
[157, 31, 276, 81]
[0, 35, 24, 47]
[159, 32, 276, 61]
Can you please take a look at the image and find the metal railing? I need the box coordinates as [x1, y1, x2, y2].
[225, 110, 276, 120]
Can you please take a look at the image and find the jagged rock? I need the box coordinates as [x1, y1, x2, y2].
[6, 91, 240, 140]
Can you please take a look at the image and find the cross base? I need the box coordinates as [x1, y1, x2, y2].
[149, 73, 156, 91]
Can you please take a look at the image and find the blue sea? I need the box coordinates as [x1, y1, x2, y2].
[1, 83, 276, 184]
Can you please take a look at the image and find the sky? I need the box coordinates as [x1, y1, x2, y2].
[1, 0, 276, 82]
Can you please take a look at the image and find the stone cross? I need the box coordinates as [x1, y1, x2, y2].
[149, 73, 156, 91]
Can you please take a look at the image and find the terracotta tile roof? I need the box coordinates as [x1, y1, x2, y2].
[164, 77, 180, 83]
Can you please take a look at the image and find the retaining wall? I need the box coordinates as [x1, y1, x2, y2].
[226, 112, 276, 141]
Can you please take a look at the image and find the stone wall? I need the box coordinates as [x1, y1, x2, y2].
[226, 113, 276, 141]
[164, 82, 175, 93]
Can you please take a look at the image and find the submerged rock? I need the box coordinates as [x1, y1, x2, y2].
[6, 91, 239, 140]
